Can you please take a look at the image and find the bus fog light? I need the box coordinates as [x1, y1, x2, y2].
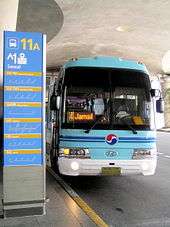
[71, 161, 79, 171]
[141, 162, 149, 171]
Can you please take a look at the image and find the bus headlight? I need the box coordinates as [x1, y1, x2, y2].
[132, 149, 156, 159]
[71, 161, 79, 171]
[59, 148, 90, 158]
[141, 162, 149, 171]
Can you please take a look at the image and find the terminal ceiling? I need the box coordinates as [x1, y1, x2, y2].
[16, 0, 170, 74]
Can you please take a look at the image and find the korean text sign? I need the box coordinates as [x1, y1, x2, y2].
[3, 31, 45, 166]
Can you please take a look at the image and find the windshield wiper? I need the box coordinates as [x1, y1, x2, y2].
[119, 115, 137, 134]
[84, 100, 109, 134]
[84, 115, 104, 133]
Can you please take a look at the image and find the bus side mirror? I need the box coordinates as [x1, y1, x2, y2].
[150, 89, 156, 97]
[56, 96, 61, 110]
[150, 89, 161, 98]
[50, 94, 57, 111]
[50, 95, 61, 111]
[156, 98, 164, 113]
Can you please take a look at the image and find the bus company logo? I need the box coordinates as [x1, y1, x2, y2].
[105, 150, 118, 157]
[105, 134, 118, 145]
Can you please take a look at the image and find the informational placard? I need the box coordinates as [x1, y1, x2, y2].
[3, 31, 46, 166]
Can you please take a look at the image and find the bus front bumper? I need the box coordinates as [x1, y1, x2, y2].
[58, 157, 157, 176]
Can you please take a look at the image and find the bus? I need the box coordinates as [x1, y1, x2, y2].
[46, 56, 164, 176]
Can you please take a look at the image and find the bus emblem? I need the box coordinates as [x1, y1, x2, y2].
[105, 134, 118, 145]
[105, 150, 118, 157]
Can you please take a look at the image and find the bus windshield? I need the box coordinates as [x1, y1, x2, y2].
[62, 67, 151, 130]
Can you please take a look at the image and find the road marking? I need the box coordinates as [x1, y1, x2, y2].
[158, 152, 164, 155]
[164, 155, 170, 158]
[47, 166, 108, 227]
[74, 196, 108, 227]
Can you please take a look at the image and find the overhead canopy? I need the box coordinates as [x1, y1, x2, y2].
[15, 0, 170, 73]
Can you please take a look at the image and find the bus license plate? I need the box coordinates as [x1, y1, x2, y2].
[101, 167, 121, 176]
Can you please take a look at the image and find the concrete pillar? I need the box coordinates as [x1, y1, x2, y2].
[0, 0, 19, 213]
[0, 0, 19, 134]
[162, 76, 170, 127]
[0, 0, 19, 142]
[1, 2, 46, 218]
[0, 0, 19, 84]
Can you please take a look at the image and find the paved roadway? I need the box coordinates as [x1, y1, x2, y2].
[63, 132, 170, 227]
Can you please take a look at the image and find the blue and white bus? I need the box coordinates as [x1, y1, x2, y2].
[46, 56, 164, 176]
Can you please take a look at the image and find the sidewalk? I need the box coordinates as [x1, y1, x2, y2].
[0, 171, 96, 227]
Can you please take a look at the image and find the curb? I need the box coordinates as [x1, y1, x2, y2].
[47, 166, 108, 227]
[157, 129, 170, 133]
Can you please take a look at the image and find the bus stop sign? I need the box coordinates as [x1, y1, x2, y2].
[3, 31, 46, 166]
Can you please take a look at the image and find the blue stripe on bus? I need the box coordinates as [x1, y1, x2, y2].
[60, 135, 156, 141]
[60, 139, 155, 143]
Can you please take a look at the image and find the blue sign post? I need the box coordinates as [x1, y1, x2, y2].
[3, 31, 46, 166]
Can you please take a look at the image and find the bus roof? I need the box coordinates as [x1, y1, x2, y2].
[64, 56, 149, 74]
